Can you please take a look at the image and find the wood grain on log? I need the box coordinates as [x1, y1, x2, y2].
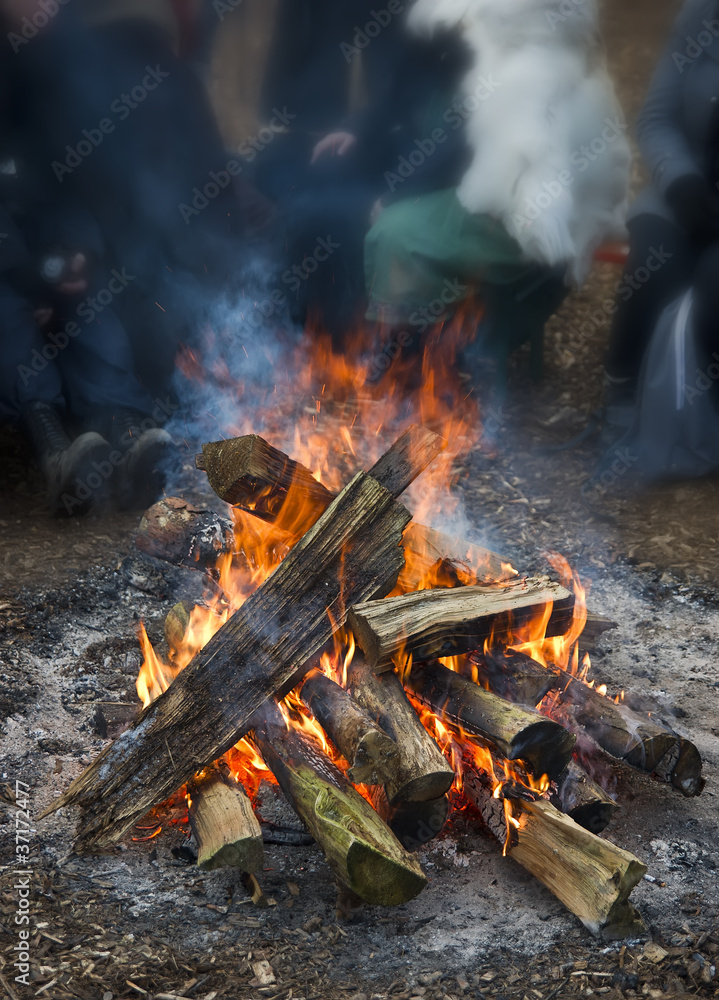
[347, 656, 454, 805]
[462, 760, 646, 938]
[253, 701, 426, 907]
[404, 660, 575, 781]
[348, 576, 574, 670]
[188, 763, 263, 872]
[43, 429, 442, 851]
[300, 669, 400, 785]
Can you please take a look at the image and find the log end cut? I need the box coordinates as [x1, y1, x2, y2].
[346, 839, 427, 907]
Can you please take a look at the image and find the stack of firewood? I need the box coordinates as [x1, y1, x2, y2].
[43, 428, 704, 938]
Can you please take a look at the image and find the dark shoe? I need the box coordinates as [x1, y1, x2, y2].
[22, 401, 112, 516]
[109, 408, 178, 510]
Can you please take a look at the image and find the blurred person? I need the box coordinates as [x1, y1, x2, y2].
[363, 0, 629, 373]
[250, 0, 472, 338]
[5, 0, 276, 396]
[604, 0, 719, 428]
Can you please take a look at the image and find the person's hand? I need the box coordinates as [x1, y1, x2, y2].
[666, 175, 719, 242]
[311, 131, 357, 163]
[57, 253, 89, 295]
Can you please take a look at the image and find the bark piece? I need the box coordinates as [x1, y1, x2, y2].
[348, 576, 574, 670]
[136, 497, 234, 570]
[347, 656, 455, 805]
[462, 758, 646, 938]
[42, 429, 437, 851]
[551, 760, 619, 834]
[188, 763, 263, 872]
[404, 660, 575, 780]
[300, 669, 400, 785]
[253, 701, 427, 907]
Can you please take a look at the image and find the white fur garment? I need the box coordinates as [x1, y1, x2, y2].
[408, 0, 630, 283]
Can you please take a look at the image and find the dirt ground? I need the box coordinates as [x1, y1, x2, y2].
[2, 1, 719, 998]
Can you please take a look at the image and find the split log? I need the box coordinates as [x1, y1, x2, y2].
[578, 612, 618, 655]
[136, 497, 234, 570]
[348, 577, 574, 670]
[187, 763, 263, 872]
[404, 660, 575, 780]
[252, 701, 427, 907]
[551, 760, 618, 835]
[556, 671, 704, 796]
[42, 428, 441, 851]
[461, 757, 646, 938]
[300, 669, 401, 785]
[469, 648, 559, 708]
[347, 655, 455, 805]
[195, 431, 513, 584]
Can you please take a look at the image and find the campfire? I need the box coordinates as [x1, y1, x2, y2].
[41, 328, 704, 941]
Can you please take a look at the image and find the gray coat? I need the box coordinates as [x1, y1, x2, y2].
[632, 0, 719, 221]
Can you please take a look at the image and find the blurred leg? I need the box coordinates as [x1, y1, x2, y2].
[605, 214, 696, 383]
[0, 282, 64, 421]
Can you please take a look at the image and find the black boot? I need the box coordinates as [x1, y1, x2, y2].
[22, 402, 112, 516]
[109, 408, 178, 511]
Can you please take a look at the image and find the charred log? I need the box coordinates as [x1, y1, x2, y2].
[404, 660, 575, 780]
[136, 497, 234, 571]
[551, 760, 619, 834]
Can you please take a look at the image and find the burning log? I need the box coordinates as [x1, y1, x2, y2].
[404, 660, 575, 781]
[43, 427, 443, 851]
[300, 669, 401, 785]
[368, 787, 450, 851]
[551, 760, 619, 834]
[461, 758, 646, 939]
[347, 655, 455, 805]
[578, 611, 618, 655]
[195, 432, 513, 584]
[136, 497, 234, 570]
[187, 763, 263, 872]
[252, 700, 427, 907]
[469, 648, 559, 707]
[556, 671, 704, 797]
[347, 577, 574, 670]
[196, 434, 335, 528]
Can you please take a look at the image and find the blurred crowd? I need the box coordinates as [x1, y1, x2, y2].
[1, 0, 718, 518]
